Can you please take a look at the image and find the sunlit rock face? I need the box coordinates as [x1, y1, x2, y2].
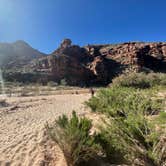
[99, 42, 166, 72]
[2, 39, 166, 86]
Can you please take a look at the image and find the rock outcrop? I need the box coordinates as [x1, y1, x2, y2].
[32, 40, 166, 85]
[3, 39, 166, 85]
[100, 42, 166, 72]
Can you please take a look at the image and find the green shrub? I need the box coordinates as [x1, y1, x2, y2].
[85, 87, 162, 117]
[111, 72, 166, 89]
[153, 111, 166, 125]
[95, 122, 130, 164]
[150, 136, 166, 166]
[86, 87, 165, 165]
[95, 107, 165, 165]
[60, 78, 67, 86]
[47, 81, 58, 87]
[148, 111, 166, 166]
[46, 111, 101, 166]
[112, 72, 150, 88]
[96, 111, 160, 165]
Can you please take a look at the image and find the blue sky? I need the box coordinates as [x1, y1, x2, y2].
[0, 0, 166, 53]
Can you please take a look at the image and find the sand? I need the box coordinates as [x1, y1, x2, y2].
[0, 94, 90, 166]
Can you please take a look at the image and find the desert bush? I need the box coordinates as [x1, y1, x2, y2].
[151, 136, 166, 166]
[96, 111, 163, 165]
[47, 81, 58, 87]
[85, 87, 162, 117]
[86, 87, 165, 165]
[60, 78, 67, 86]
[46, 111, 101, 166]
[153, 111, 166, 125]
[94, 106, 165, 165]
[111, 72, 166, 89]
[147, 111, 166, 165]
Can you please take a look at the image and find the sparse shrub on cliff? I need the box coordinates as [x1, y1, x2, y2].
[111, 72, 166, 89]
[46, 111, 101, 166]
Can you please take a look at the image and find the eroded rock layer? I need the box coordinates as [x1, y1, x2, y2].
[3, 39, 166, 85]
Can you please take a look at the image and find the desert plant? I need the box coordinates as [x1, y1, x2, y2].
[147, 111, 166, 165]
[60, 78, 67, 86]
[154, 111, 166, 125]
[85, 87, 162, 117]
[86, 87, 165, 165]
[151, 136, 166, 166]
[96, 109, 164, 165]
[111, 72, 166, 89]
[112, 72, 150, 88]
[47, 81, 58, 87]
[46, 111, 101, 166]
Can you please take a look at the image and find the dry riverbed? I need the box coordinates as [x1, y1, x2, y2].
[0, 94, 90, 166]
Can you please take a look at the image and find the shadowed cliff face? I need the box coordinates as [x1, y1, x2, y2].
[35, 40, 113, 85]
[2, 39, 166, 86]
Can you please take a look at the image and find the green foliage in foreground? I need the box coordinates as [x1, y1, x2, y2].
[112, 72, 166, 89]
[154, 111, 166, 125]
[96, 109, 165, 165]
[85, 86, 162, 117]
[46, 111, 101, 166]
[46, 86, 165, 166]
[86, 87, 165, 165]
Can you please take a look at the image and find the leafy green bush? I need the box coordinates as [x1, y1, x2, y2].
[86, 87, 165, 165]
[85, 87, 162, 117]
[152, 111, 166, 126]
[96, 111, 162, 165]
[111, 72, 166, 89]
[46, 111, 101, 166]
